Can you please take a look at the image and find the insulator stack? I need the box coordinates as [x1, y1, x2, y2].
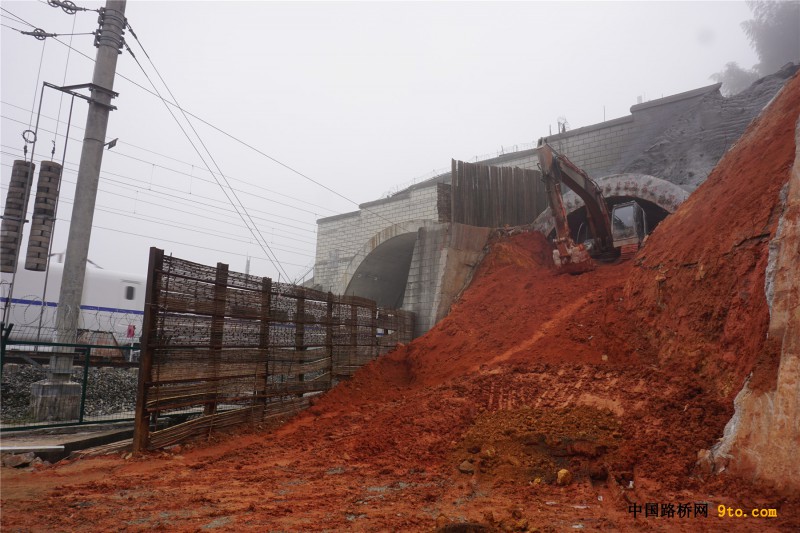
[25, 161, 62, 271]
[1, 160, 35, 273]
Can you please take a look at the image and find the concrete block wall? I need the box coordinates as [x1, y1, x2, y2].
[543, 117, 637, 178]
[314, 184, 440, 294]
[540, 83, 722, 179]
[403, 222, 491, 337]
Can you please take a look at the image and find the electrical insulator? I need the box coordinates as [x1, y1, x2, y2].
[25, 161, 62, 271]
[0, 160, 36, 273]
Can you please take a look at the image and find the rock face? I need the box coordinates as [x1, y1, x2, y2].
[709, 116, 800, 492]
[624, 64, 800, 192]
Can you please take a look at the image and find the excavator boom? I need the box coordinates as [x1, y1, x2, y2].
[539, 144, 614, 254]
[537, 143, 648, 273]
[538, 145, 594, 273]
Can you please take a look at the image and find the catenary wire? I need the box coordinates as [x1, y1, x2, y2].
[0, 181, 315, 257]
[2, 7, 398, 228]
[122, 35, 291, 281]
[0, 153, 319, 241]
[0, 133, 321, 230]
[53, 13, 77, 141]
[1, 100, 339, 215]
[2, 6, 296, 279]
[0, 110, 334, 219]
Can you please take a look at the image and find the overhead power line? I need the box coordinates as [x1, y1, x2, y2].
[0, 182, 315, 259]
[43, 0, 99, 15]
[1, 25, 94, 39]
[0, 151, 319, 241]
[2, 168, 315, 252]
[85, 223, 310, 268]
[122, 25, 291, 281]
[1, 22, 26, 32]
[0, 187, 311, 269]
[1, 100, 339, 216]
[0, 108, 336, 218]
[2, 6, 399, 229]
[0, 131, 321, 230]
[1, 8, 37, 28]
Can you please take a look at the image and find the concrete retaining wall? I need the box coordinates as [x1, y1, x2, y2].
[539, 84, 721, 180]
[404, 223, 491, 337]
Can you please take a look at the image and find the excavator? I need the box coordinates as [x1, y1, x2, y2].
[537, 143, 647, 274]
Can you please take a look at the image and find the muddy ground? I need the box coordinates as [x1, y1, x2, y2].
[2, 240, 796, 531]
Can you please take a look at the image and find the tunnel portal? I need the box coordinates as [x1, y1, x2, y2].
[343, 232, 417, 309]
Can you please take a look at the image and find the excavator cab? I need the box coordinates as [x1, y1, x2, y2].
[610, 201, 647, 257]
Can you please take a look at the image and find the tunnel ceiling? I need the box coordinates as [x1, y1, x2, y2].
[344, 232, 417, 309]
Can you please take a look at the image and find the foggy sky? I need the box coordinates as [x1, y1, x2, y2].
[1, 1, 759, 282]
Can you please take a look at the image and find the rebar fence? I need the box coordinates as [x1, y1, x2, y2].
[133, 248, 413, 451]
[0, 332, 139, 430]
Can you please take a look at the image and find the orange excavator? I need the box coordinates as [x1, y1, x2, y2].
[537, 143, 647, 273]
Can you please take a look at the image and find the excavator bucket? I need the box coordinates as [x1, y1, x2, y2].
[552, 241, 595, 274]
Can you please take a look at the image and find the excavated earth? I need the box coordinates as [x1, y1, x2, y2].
[2, 76, 799, 532]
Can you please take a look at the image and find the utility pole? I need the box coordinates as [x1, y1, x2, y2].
[56, 0, 126, 344]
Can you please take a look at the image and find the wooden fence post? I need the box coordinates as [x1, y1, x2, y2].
[133, 247, 164, 453]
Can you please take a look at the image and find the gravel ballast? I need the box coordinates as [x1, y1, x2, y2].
[1, 363, 138, 423]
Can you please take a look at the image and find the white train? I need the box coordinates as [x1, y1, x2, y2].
[0, 261, 146, 345]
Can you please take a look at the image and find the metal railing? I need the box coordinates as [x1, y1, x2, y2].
[1, 324, 139, 431]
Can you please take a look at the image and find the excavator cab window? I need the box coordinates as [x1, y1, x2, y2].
[611, 201, 646, 248]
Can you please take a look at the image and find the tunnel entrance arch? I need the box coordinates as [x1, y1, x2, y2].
[344, 233, 417, 308]
[341, 220, 435, 308]
[532, 174, 689, 239]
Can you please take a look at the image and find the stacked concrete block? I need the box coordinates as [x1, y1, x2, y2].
[25, 161, 62, 271]
[1, 160, 35, 273]
[546, 117, 637, 178]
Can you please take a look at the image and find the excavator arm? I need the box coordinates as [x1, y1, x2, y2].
[538, 144, 615, 272]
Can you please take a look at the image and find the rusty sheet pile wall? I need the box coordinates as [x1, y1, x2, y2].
[451, 159, 547, 228]
[133, 248, 413, 451]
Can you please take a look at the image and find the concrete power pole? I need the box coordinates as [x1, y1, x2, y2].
[56, 0, 127, 344]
